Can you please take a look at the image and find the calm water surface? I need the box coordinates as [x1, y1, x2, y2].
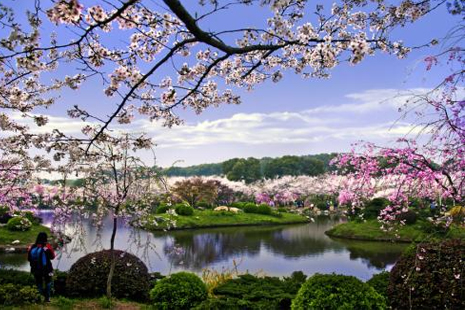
[0, 211, 407, 280]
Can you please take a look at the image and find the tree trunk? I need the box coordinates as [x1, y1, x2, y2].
[106, 215, 118, 299]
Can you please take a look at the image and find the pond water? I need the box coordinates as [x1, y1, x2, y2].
[0, 211, 408, 280]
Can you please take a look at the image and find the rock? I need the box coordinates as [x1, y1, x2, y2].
[5, 247, 15, 252]
[11, 240, 20, 244]
[213, 206, 241, 213]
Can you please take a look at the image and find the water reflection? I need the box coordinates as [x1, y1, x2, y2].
[0, 212, 408, 280]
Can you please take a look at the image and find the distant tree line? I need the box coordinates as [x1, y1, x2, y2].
[164, 154, 338, 183]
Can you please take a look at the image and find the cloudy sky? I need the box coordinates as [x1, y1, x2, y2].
[9, 1, 461, 167]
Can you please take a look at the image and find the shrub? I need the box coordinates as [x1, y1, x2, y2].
[198, 272, 306, 310]
[364, 198, 390, 219]
[14, 211, 42, 225]
[175, 204, 194, 216]
[53, 270, 69, 296]
[230, 202, 247, 209]
[243, 203, 258, 214]
[0, 283, 42, 305]
[388, 239, 465, 310]
[397, 209, 417, 225]
[197, 201, 212, 209]
[6, 216, 32, 231]
[257, 204, 272, 215]
[366, 271, 389, 300]
[66, 250, 150, 301]
[0, 205, 12, 224]
[156, 204, 170, 214]
[150, 272, 207, 309]
[291, 273, 386, 310]
[0, 269, 35, 286]
[277, 207, 288, 213]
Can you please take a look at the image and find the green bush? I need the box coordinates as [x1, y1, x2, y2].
[291, 273, 386, 310]
[0, 283, 42, 305]
[175, 204, 194, 216]
[364, 198, 390, 219]
[66, 250, 150, 301]
[6, 216, 32, 231]
[14, 211, 42, 225]
[366, 271, 389, 300]
[197, 201, 212, 209]
[156, 204, 171, 214]
[196, 272, 306, 310]
[0, 269, 35, 286]
[397, 210, 417, 225]
[277, 207, 288, 213]
[257, 204, 272, 215]
[53, 270, 68, 296]
[150, 272, 207, 309]
[230, 202, 247, 209]
[388, 239, 465, 310]
[243, 203, 258, 214]
[0, 205, 12, 224]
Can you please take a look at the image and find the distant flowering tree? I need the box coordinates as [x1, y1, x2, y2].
[332, 46, 464, 226]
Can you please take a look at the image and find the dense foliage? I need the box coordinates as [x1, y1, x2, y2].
[0, 284, 42, 306]
[0, 269, 35, 287]
[292, 273, 386, 310]
[366, 271, 390, 300]
[175, 204, 195, 216]
[6, 216, 32, 231]
[197, 272, 307, 310]
[150, 272, 208, 310]
[388, 239, 465, 309]
[66, 250, 150, 301]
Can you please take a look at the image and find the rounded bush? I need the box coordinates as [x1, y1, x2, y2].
[6, 216, 32, 231]
[156, 204, 170, 214]
[66, 250, 150, 301]
[364, 198, 390, 219]
[277, 207, 288, 213]
[366, 271, 389, 300]
[175, 204, 194, 216]
[291, 273, 386, 310]
[388, 239, 465, 310]
[150, 272, 207, 309]
[397, 210, 417, 225]
[0, 205, 12, 224]
[243, 203, 258, 214]
[13, 211, 42, 225]
[257, 204, 272, 215]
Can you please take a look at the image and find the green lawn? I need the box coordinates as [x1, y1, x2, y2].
[145, 209, 309, 231]
[325, 219, 465, 243]
[0, 224, 51, 248]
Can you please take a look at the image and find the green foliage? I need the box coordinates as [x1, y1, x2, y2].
[0, 283, 42, 305]
[364, 198, 390, 219]
[197, 272, 307, 310]
[13, 211, 42, 225]
[66, 250, 150, 301]
[6, 216, 32, 231]
[230, 202, 248, 209]
[53, 296, 76, 309]
[397, 210, 417, 225]
[175, 204, 194, 216]
[291, 273, 386, 310]
[0, 205, 12, 224]
[150, 272, 207, 310]
[388, 239, 465, 310]
[196, 201, 213, 209]
[98, 296, 114, 308]
[164, 163, 223, 177]
[53, 270, 69, 296]
[277, 207, 287, 213]
[243, 203, 258, 214]
[256, 204, 272, 215]
[263, 156, 325, 179]
[224, 158, 261, 184]
[156, 204, 171, 214]
[366, 271, 390, 300]
[0, 269, 35, 286]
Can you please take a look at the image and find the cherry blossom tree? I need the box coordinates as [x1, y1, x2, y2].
[0, 0, 445, 157]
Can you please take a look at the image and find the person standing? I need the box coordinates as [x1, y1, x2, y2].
[27, 232, 56, 302]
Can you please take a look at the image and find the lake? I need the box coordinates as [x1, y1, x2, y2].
[0, 211, 407, 280]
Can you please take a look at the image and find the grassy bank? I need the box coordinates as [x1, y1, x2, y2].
[0, 225, 51, 251]
[145, 209, 309, 231]
[325, 219, 465, 243]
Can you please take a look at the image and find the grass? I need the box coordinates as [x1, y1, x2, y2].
[325, 219, 465, 243]
[145, 209, 309, 231]
[0, 224, 51, 248]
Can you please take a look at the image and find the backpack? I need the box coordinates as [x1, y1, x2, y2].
[29, 246, 47, 275]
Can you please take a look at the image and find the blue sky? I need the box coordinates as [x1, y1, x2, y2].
[7, 1, 461, 167]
